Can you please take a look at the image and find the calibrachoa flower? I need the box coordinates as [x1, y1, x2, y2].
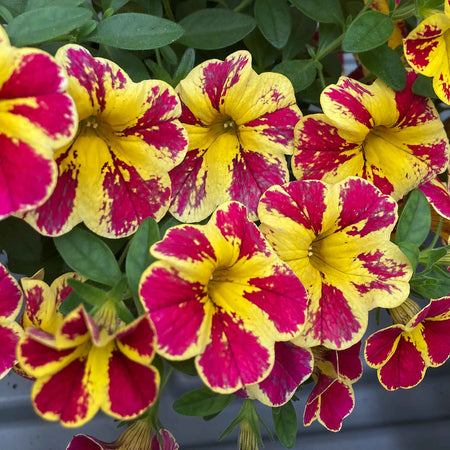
[304, 342, 363, 432]
[365, 297, 450, 390]
[169, 50, 301, 222]
[258, 177, 412, 349]
[292, 72, 449, 200]
[23, 44, 188, 238]
[0, 25, 77, 219]
[404, 0, 450, 104]
[17, 274, 160, 426]
[139, 201, 308, 393]
[67, 423, 179, 450]
[0, 263, 23, 378]
[239, 341, 313, 407]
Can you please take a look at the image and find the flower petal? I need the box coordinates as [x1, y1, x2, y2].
[0, 263, 22, 319]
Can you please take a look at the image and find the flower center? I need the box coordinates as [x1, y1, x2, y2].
[222, 116, 238, 132]
[82, 115, 100, 129]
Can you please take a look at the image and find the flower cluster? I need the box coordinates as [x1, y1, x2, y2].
[0, 2, 450, 448]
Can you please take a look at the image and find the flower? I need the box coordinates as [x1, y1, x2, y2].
[0, 263, 23, 378]
[303, 342, 363, 432]
[258, 177, 412, 349]
[66, 422, 179, 450]
[239, 341, 313, 407]
[292, 72, 449, 200]
[139, 201, 308, 393]
[404, 0, 450, 104]
[17, 273, 160, 426]
[0, 25, 77, 219]
[365, 297, 450, 390]
[169, 50, 301, 222]
[23, 44, 188, 238]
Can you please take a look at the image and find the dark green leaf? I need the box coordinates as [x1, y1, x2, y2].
[397, 241, 420, 270]
[411, 266, 450, 298]
[358, 44, 407, 91]
[391, 0, 415, 19]
[282, 8, 317, 61]
[173, 387, 234, 416]
[289, 0, 344, 24]
[243, 28, 278, 72]
[125, 217, 159, 299]
[273, 60, 316, 92]
[167, 358, 197, 376]
[103, 46, 149, 82]
[145, 59, 173, 84]
[254, 0, 291, 49]
[25, 0, 84, 10]
[175, 0, 207, 20]
[412, 73, 438, 98]
[160, 45, 177, 65]
[1, 0, 26, 16]
[8, 6, 92, 46]
[132, 0, 162, 15]
[395, 189, 431, 247]
[158, 215, 182, 237]
[318, 22, 342, 53]
[178, 9, 256, 50]
[54, 228, 122, 286]
[342, 11, 394, 53]
[173, 47, 195, 85]
[416, 0, 445, 18]
[420, 246, 449, 267]
[75, 19, 98, 41]
[67, 278, 109, 307]
[58, 289, 85, 315]
[273, 402, 297, 448]
[105, 0, 130, 12]
[0, 4, 14, 22]
[90, 13, 184, 50]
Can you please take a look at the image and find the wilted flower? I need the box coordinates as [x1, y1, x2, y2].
[0, 25, 77, 219]
[140, 201, 308, 393]
[23, 44, 188, 238]
[258, 177, 412, 349]
[292, 72, 449, 200]
[169, 50, 301, 222]
[17, 274, 160, 426]
[365, 297, 450, 390]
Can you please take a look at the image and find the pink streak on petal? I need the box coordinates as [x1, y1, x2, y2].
[357, 250, 409, 284]
[427, 296, 450, 318]
[116, 316, 156, 360]
[379, 336, 426, 390]
[0, 134, 55, 218]
[0, 325, 20, 376]
[0, 265, 21, 319]
[198, 309, 271, 390]
[20, 337, 75, 369]
[404, 37, 440, 71]
[180, 102, 203, 125]
[422, 319, 450, 365]
[66, 435, 103, 450]
[108, 350, 158, 417]
[0, 52, 65, 98]
[419, 178, 450, 220]
[329, 342, 362, 381]
[151, 429, 179, 450]
[365, 326, 403, 366]
[60, 311, 88, 341]
[23, 285, 45, 326]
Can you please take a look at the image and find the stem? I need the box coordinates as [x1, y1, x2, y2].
[155, 48, 163, 68]
[234, 0, 254, 13]
[162, 0, 175, 21]
[315, 34, 345, 61]
[427, 217, 443, 250]
[117, 238, 132, 267]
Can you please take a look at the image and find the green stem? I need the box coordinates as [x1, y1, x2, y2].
[155, 48, 163, 68]
[162, 0, 175, 21]
[427, 217, 443, 250]
[234, 0, 254, 13]
[315, 34, 345, 61]
[117, 238, 132, 267]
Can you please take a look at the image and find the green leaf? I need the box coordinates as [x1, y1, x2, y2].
[273, 60, 317, 92]
[103, 46, 149, 82]
[104, 0, 129, 12]
[0, 4, 13, 22]
[25, 0, 84, 10]
[395, 189, 431, 247]
[397, 241, 420, 270]
[160, 45, 178, 66]
[391, 0, 415, 19]
[254, 0, 291, 49]
[358, 44, 407, 91]
[342, 11, 394, 53]
[8, 6, 92, 46]
[125, 217, 159, 300]
[145, 59, 173, 85]
[273, 402, 297, 448]
[420, 246, 449, 267]
[173, 47, 195, 85]
[411, 266, 450, 298]
[289, 0, 344, 24]
[54, 228, 122, 286]
[243, 28, 278, 72]
[412, 73, 438, 98]
[167, 358, 197, 376]
[173, 387, 234, 416]
[178, 9, 256, 50]
[58, 289, 85, 315]
[0, 0, 26, 16]
[67, 278, 110, 307]
[416, 0, 445, 18]
[90, 12, 184, 50]
[282, 8, 317, 61]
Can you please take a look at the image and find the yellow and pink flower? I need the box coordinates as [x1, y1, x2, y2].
[17, 273, 160, 426]
[169, 50, 301, 222]
[304, 343, 363, 432]
[365, 297, 450, 390]
[292, 72, 449, 200]
[139, 201, 308, 393]
[258, 177, 412, 350]
[404, 0, 450, 104]
[23, 44, 188, 238]
[0, 26, 77, 219]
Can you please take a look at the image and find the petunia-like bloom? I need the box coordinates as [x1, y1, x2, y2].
[404, 0, 450, 104]
[365, 297, 450, 390]
[139, 201, 308, 393]
[258, 177, 412, 350]
[292, 72, 449, 200]
[0, 25, 77, 219]
[17, 273, 160, 426]
[239, 341, 313, 407]
[304, 342, 363, 432]
[66, 423, 179, 450]
[169, 50, 302, 222]
[23, 44, 188, 238]
[0, 264, 23, 378]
